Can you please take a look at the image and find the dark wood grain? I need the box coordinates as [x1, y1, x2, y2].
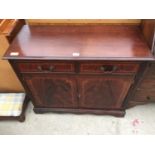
[16, 61, 75, 73]
[4, 25, 153, 60]
[80, 62, 139, 74]
[23, 74, 78, 108]
[78, 75, 133, 109]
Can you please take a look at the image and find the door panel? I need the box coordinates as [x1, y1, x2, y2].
[78, 75, 133, 109]
[24, 74, 78, 108]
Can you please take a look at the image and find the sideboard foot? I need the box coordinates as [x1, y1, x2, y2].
[33, 108, 46, 114]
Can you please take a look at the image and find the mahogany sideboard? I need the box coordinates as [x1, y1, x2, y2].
[3, 20, 155, 117]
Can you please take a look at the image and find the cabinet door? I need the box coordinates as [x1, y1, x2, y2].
[78, 75, 133, 109]
[23, 74, 78, 108]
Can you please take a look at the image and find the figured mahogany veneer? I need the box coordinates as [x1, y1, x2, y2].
[17, 61, 75, 73]
[3, 23, 155, 117]
[80, 62, 139, 74]
[24, 74, 78, 108]
[78, 75, 133, 109]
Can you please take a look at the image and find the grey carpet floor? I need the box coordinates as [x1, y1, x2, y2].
[0, 102, 155, 135]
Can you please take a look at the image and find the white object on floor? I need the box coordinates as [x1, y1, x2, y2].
[0, 93, 25, 116]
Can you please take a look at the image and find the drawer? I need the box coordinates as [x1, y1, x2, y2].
[132, 90, 155, 102]
[145, 63, 155, 77]
[16, 62, 75, 73]
[127, 101, 148, 109]
[137, 78, 155, 90]
[80, 62, 139, 74]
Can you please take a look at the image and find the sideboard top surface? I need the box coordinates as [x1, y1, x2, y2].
[4, 25, 153, 61]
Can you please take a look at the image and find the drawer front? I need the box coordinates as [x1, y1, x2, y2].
[137, 78, 155, 90]
[145, 63, 155, 77]
[80, 62, 139, 74]
[16, 62, 75, 73]
[132, 90, 155, 102]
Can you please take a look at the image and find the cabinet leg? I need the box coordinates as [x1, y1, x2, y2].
[18, 94, 30, 122]
[18, 115, 25, 122]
